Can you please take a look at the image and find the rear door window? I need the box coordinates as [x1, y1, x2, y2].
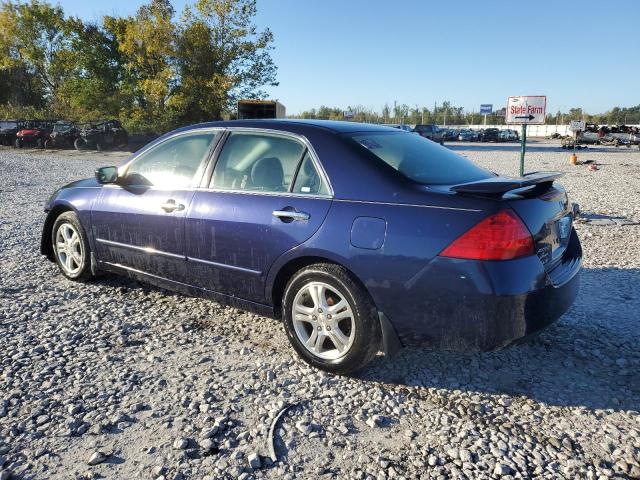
[211, 132, 306, 193]
[349, 131, 493, 185]
[292, 152, 329, 195]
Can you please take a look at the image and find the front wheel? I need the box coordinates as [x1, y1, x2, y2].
[282, 263, 380, 375]
[51, 211, 93, 281]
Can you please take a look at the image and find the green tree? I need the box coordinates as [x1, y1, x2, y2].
[0, 0, 72, 103]
[174, 0, 277, 122]
[54, 20, 125, 120]
[104, 0, 178, 132]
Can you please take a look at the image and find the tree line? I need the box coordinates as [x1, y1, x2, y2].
[0, 0, 277, 133]
[293, 103, 640, 126]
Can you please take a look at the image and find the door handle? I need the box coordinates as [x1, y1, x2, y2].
[273, 210, 310, 221]
[160, 199, 185, 213]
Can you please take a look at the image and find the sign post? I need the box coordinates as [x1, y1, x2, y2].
[569, 120, 585, 165]
[506, 96, 547, 177]
[480, 104, 492, 127]
[519, 125, 527, 176]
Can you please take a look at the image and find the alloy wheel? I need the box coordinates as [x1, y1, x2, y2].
[54, 223, 84, 275]
[292, 281, 355, 360]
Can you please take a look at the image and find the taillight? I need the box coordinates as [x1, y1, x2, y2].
[439, 209, 534, 261]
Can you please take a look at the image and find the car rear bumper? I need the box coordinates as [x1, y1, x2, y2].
[382, 229, 582, 351]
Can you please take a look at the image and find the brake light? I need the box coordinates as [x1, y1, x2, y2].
[439, 209, 534, 260]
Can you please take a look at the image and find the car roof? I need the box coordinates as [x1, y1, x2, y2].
[187, 119, 397, 134]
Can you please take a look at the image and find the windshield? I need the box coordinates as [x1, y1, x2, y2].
[349, 131, 493, 185]
[54, 123, 72, 132]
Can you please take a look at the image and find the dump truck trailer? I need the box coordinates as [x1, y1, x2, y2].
[237, 100, 286, 120]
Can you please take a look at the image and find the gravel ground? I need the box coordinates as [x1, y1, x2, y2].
[0, 142, 639, 480]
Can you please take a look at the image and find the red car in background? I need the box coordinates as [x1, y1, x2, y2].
[15, 120, 54, 149]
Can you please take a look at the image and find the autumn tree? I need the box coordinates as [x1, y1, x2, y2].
[0, 0, 72, 105]
[104, 0, 178, 131]
[174, 0, 277, 122]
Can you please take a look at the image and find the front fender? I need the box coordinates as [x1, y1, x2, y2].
[40, 187, 101, 260]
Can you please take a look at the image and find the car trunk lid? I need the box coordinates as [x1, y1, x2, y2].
[448, 172, 574, 271]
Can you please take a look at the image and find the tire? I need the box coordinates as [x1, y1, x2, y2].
[95, 142, 104, 151]
[74, 138, 86, 151]
[44, 139, 54, 149]
[51, 211, 93, 281]
[282, 263, 380, 375]
[36, 138, 45, 149]
[15, 138, 23, 148]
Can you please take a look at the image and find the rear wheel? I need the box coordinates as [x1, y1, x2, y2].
[51, 211, 93, 281]
[74, 138, 86, 151]
[282, 263, 380, 375]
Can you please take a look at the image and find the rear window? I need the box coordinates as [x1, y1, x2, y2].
[349, 131, 493, 185]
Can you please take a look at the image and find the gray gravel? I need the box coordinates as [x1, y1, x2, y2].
[0, 142, 639, 479]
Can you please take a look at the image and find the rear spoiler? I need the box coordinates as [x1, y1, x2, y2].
[450, 172, 563, 198]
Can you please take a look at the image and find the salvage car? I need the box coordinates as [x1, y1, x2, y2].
[41, 120, 582, 374]
[480, 128, 501, 142]
[15, 120, 53, 148]
[45, 121, 79, 149]
[75, 120, 128, 151]
[499, 129, 519, 142]
[0, 120, 21, 146]
[458, 129, 479, 142]
[413, 124, 444, 144]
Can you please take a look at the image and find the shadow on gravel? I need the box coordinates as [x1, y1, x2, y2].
[361, 267, 640, 413]
[88, 268, 639, 412]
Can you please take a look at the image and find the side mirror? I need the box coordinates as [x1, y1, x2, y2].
[95, 166, 119, 184]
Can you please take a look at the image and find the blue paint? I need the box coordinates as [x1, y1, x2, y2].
[350, 217, 386, 250]
[41, 120, 582, 352]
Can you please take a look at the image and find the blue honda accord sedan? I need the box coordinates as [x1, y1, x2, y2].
[41, 120, 581, 374]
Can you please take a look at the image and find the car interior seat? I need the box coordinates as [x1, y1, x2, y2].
[250, 156, 284, 191]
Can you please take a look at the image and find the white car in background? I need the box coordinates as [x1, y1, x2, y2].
[499, 129, 519, 142]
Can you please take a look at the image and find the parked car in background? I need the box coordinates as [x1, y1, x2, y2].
[480, 128, 501, 142]
[0, 120, 21, 146]
[442, 128, 459, 141]
[458, 129, 480, 142]
[499, 129, 519, 142]
[75, 120, 128, 151]
[383, 124, 415, 133]
[41, 120, 581, 374]
[15, 120, 54, 148]
[45, 121, 79, 149]
[413, 124, 444, 144]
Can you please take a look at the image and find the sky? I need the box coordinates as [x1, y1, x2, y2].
[55, 0, 638, 115]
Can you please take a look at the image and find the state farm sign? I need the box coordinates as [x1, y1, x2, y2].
[506, 96, 547, 125]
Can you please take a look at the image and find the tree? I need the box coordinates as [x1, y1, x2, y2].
[0, 0, 72, 104]
[104, 0, 178, 132]
[54, 19, 125, 120]
[174, 0, 277, 122]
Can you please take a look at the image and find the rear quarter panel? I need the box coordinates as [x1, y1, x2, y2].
[266, 197, 490, 315]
